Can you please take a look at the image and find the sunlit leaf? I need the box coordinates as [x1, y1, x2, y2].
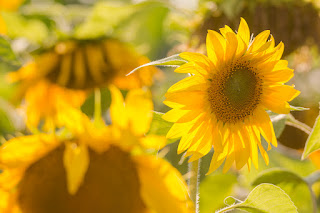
[302, 113, 320, 159]
[220, 183, 297, 213]
[270, 114, 287, 138]
[127, 54, 187, 76]
[290, 105, 309, 111]
[147, 111, 176, 144]
[0, 36, 20, 68]
[252, 168, 312, 213]
[199, 173, 237, 213]
[81, 88, 111, 118]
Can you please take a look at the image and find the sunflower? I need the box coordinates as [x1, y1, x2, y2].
[0, 0, 24, 11]
[163, 18, 300, 173]
[0, 88, 193, 213]
[11, 38, 159, 90]
[8, 38, 159, 130]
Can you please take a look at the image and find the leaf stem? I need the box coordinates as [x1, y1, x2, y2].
[189, 159, 201, 213]
[94, 88, 103, 126]
[286, 114, 312, 135]
[304, 171, 320, 213]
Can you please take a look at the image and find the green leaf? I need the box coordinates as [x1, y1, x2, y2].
[252, 168, 312, 213]
[81, 88, 111, 118]
[302, 113, 320, 159]
[0, 36, 21, 68]
[126, 54, 187, 76]
[290, 105, 309, 111]
[270, 114, 287, 138]
[147, 111, 176, 144]
[218, 183, 297, 213]
[199, 173, 237, 213]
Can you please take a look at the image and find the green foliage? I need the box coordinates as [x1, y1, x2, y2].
[252, 168, 313, 213]
[219, 183, 297, 213]
[126, 54, 187, 76]
[0, 36, 21, 68]
[81, 88, 111, 118]
[199, 172, 237, 213]
[302, 113, 320, 159]
[148, 111, 176, 144]
[2, 11, 49, 44]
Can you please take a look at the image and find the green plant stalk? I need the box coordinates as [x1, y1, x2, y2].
[189, 159, 201, 213]
[94, 88, 103, 126]
[305, 171, 320, 213]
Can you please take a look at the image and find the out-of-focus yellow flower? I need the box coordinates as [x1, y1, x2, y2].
[0, 14, 6, 35]
[23, 80, 86, 131]
[163, 18, 300, 173]
[0, 89, 193, 213]
[11, 38, 159, 90]
[9, 38, 159, 129]
[0, 0, 24, 11]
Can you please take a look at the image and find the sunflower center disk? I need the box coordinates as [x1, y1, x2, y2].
[17, 144, 147, 213]
[208, 61, 262, 124]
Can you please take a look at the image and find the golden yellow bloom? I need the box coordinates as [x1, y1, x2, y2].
[23, 80, 86, 131]
[0, 0, 24, 11]
[163, 18, 300, 173]
[0, 88, 193, 213]
[0, 14, 6, 35]
[11, 38, 159, 90]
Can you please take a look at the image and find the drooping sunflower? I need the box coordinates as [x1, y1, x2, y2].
[163, 18, 300, 173]
[0, 88, 193, 213]
[9, 38, 159, 129]
[11, 38, 159, 90]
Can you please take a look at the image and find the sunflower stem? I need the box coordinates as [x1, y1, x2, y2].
[94, 88, 103, 127]
[189, 159, 201, 213]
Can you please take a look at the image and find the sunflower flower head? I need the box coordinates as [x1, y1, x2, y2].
[163, 18, 300, 173]
[0, 89, 193, 213]
[10, 38, 159, 90]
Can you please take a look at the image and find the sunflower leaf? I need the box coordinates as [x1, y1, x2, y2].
[126, 54, 187, 76]
[0, 36, 21, 68]
[302, 113, 320, 159]
[147, 111, 176, 144]
[290, 105, 309, 111]
[218, 183, 297, 213]
[252, 168, 312, 213]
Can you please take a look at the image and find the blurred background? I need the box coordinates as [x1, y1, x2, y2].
[1, 0, 320, 212]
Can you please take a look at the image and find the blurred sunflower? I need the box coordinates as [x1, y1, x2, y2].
[9, 38, 159, 129]
[163, 18, 300, 173]
[11, 38, 159, 90]
[0, 88, 193, 213]
[0, 14, 6, 35]
[0, 0, 24, 11]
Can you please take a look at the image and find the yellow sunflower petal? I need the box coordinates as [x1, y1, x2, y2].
[180, 52, 212, 68]
[164, 91, 205, 109]
[252, 108, 277, 148]
[140, 135, 166, 150]
[0, 135, 58, 168]
[167, 75, 207, 93]
[225, 32, 238, 62]
[174, 62, 208, 75]
[248, 30, 270, 53]
[237, 17, 250, 46]
[262, 85, 300, 114]
[109, 85, 128, 129]
[219, 25, 234, 38]
[63, 142, 90, 195]
[126, 89, 153, 135]
[134, 155, 193, 213]
[207, 143, 229, 175]
[166, 122, 193, 139]
[206, 30, 226, 63]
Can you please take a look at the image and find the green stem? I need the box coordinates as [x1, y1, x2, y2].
[94, 88, 103, 126]
[189, 159, 201, 213]
[305, 171, 320, 213]
[286, 114, 312, 135]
